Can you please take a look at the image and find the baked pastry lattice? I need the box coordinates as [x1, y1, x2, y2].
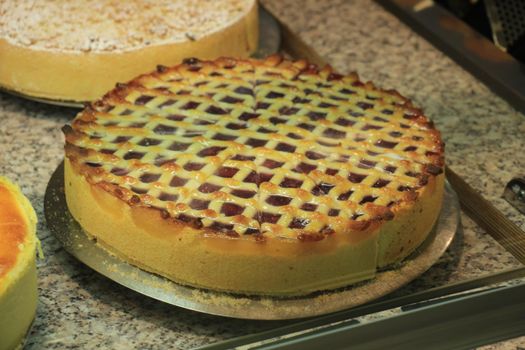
[64, 55, 445, 295]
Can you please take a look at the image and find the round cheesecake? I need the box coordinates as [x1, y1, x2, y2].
[0, 177, 38, 350]
[0, 0, 258, 102]
[64, 55, 445, 296]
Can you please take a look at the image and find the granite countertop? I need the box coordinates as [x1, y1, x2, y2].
[1, 0, 525, 349]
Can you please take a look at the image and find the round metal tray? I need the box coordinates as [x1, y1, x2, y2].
[44, 162, 459, 320]
[1, 6, 281, 108]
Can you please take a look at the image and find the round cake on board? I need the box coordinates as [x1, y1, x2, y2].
[0, 0, 258, 102]
[63, 55, 445, 296]
[0, 177, 39, 350]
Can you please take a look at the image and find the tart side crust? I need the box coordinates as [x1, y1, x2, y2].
[377, 171, 444, 267]
[65, 158, 381, 296]
[64, 157, 444, 296]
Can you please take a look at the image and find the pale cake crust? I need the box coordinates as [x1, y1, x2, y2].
[64, 55, 445, 296]
[0, 0, 258, 102]
[0, 178, 38, 350]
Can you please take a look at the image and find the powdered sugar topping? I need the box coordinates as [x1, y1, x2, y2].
[0, 0, 254, 53]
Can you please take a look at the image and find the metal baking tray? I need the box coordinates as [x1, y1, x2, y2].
[44, 161, 459, 320]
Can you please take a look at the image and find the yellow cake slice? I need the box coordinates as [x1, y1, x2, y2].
[0, 177, 38, 350]
[0, 0, 258, 102]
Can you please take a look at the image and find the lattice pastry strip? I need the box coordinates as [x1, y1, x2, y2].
[130, 80, 257, 117]
[243, 150, 342, 238]
[65, 55, 444, 241]
[250, 87, 439, 173]
[171, 157, 261, 235]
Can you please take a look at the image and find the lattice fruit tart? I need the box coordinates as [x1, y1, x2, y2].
[0, 0, 258, 102]
[63, 55, 445, 296]
[0, 177, 39, 350]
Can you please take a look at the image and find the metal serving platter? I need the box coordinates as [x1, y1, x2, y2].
[44, 161, 459, 320]
[0, 6, 281, 109]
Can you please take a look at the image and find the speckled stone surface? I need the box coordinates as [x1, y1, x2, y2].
[1, 0, 524, 349]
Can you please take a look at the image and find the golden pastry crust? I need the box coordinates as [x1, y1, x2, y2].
[0, 0, 258, 102]
[64, 55, 445, 295]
